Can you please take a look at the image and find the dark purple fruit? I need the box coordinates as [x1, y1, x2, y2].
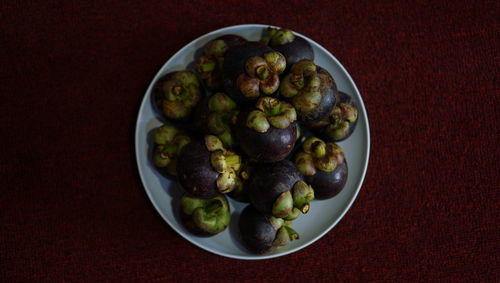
[234, 97, 298, 163]
[309, 91, 359, 142]
[193, 92, 239, 148]
[239, 205, 299, 254]
[222, 42, 286, 103]
[177, 136, 242, 199]
[294, 137, 348, 199]
[152, 70, 203, 123]
[261, 27, 314, 68]
[196, 35, 247, 91]
[307, 161, 347, 199]
[249, 160, 314, 219]
[180, 194, 230, 236]
[280, 60, 337, 124]
[152, 124, 191, 177]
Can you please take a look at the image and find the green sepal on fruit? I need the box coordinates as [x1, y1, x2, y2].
[295, 137, 345, 175]
[294, 136, 348, 200]
[206, 93, 239, 147]
[152, 124, 191, 176]
[245, 97, 297, 133]
[180, 194, 231, 235]
[153, 71, 202, 121]
[205, 135, 242, 194]
[236, 52, 286, 98]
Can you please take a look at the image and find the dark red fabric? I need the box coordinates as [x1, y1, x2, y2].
[1, 1, 498, 281]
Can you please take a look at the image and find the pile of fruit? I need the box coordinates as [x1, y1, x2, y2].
[150, 27, 358, 254]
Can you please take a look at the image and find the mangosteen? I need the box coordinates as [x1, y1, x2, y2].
[222, 41, 286, 103]
[280, 59, 338, 124]
[309, 91, 359, 142]
[239, 205, 299, 254]
[152, 124, 191, 177]
[193, 92, 239, 148]
[177, 135, 241, 199]
[294, 137, 348, 199]
[234, 97, 298, 163]
[177, 135, 242, 199]
[180, 194, 230, 236]
[261, 27, 314, 69]
[249, 160, 314, 220]
[195, 35, 247, 91]
[152, 70, 203, 123]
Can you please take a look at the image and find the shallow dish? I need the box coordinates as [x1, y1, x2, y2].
[135, 24, 370, 260]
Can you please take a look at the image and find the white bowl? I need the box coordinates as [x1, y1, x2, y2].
[135, 24, 370, 260]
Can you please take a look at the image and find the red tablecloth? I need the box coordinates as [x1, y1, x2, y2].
[1, 1, 498, 281]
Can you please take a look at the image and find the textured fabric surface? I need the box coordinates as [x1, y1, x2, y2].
[1, 1, 498, 281]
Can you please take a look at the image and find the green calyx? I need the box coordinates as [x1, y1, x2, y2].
[294, 136, 345, 175]
[302, 137, 326, 158]
[245, 97, 297, 133]
[280, 59, 323, 114]
[292, 181, 314, 213]
[204, 135, 224, 152]
[272, 221, 299, 247]
[210, 150, 241, 173]
[181, 195, 230, 234]
[206, 93, 238, 147]
[153, 125, 191, 176]
[272, 191, 294, 218]
[324, 103, 359, 141]
[195, 39, 229, 90]
[204, 39, 228, 58]
[237, 52, 286, 97]
[339, 103, 358, 123]
[196, 56, 217, 73]
[208, 93, 237, 112]
[283, 208, 301, 221]
[271, 181, 314, 219]
[261, 27, 296, 46]
[325, 121, 350, 141]
[237, 75, 260, 98]
[264, 52, 287, 74]
[205, 135, 242, 194]
[160, 71, 201, 120]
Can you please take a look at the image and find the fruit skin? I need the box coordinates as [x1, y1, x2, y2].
[239, 205, 277, 254]
[221, 41, 278, 104]
[177, 136, 242, 198]
[261, 27, 314, 69]
[249, 160, 303, 216]
[280, 60, 338, 124]
[238, 204, 300, 254]
[303, 66, 337, 123]
[306, 161, 348, 199]
[235, 111, 297, 163]
[176, 140, 220, 199]
[273, 36, 314, 68]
